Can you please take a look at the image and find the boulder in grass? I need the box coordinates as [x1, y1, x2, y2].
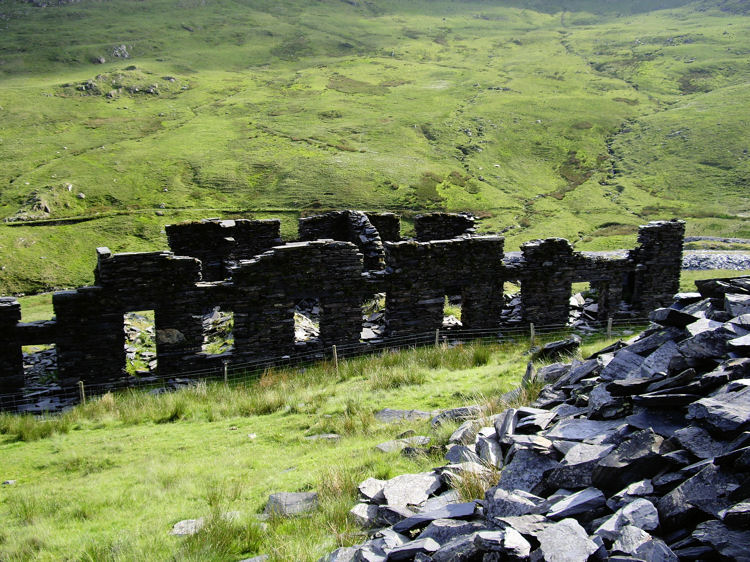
[264, 492, 318, 517]
[170, 517, 204, 536]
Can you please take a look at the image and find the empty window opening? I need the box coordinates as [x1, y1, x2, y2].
[124, 311, 157, 375]
[501, 281, 522, 323]
[295, 298, 320, 343]
[361, 292, 386, 341]
[570, 282, 597, 324]
[202, 306, 234, 355]
[23, 343, 57, 385]
[443, 295, 462, 328]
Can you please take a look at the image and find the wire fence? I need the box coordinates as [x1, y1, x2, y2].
[0, 316, 650, 414]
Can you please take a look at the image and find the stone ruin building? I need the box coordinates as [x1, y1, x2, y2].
[0, 212, 685, 401]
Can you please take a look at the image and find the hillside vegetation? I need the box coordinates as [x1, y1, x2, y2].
[0, 0, 749, 293]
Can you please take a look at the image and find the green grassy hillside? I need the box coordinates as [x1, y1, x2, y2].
[0, 0, 748, 293]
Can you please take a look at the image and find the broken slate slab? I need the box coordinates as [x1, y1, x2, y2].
[657, 464, 736, 528]
[392, 502, 477, 534]
[692, 519, 750, 560]
[546, 487, 605, 519]
[359, 477, 386, 503]
[417, 518, 485, 545]
[431, 405, 481, 428]
[600, 350, 645, 381]
[473, 528, 531, 558]
[673, 425, 727, 459]
[476, 436, 503, 467]
[445, 444, 481, 464]
[544, 443, 614, 489]
[536, 518, 599, 562]
[592, 429, 670, 494]
[350, 503, 379, 528]
[375, 408, 432, 423]
[264, 492, 318, 516]
[382, 472, 441, 508]
[485, 487, 547, 519]
[497, 449, 559, 494]
[170, 517, 205, 536]
[544, 418, 622, 442]
[385, 537, 440, 561]
[687, 386, 750, 434]
[650, 307, 698, 329]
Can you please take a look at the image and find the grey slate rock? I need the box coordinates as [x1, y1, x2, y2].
[544, 418, 623, 442]
[722, 501, 750, 528]
[496, 449, 559, 493]
[431, 406, 481, 428]
[672, 425, 727, 459]
[686, 317, 723, 336]
[678, 328, 733, 359]
[445, 444, 481, 464]
[611, 525, 652, 556]
[485, 488, 547, 519]
[657, 464, 736, 529]
[474, 528, 531, 558]
[383, 472, 441, 507]
[592, 429, 671, 493]
[620, 498, 660, 531]
[418, 518, 485, 545]
[687, 385, 750, 434]
[449, 419, 479, 445]
[515, 411, 558, 433]
[493, 408, 517, 444]
[536, 518, 599, 562]
[606, 479, 654, 511]
[600, 350, 645, 381]
[640, 340, 681, 376]
[476, 436, 503, 467]
[375, 408, 432, 423]
[392, 502, 477, 534]
[649, 307, 698, 329]
[320, 547, 358, 562]
[385, 538, 440, 561]
[546, 487, 606, 519]
[264, 492, 318, 516]
[553, 358, 600, 389]
[359, 477, 386, 503]
[692, 519, 750, 560]
[350, 503, 379, 528]
[377, 505, 416, 527]
[625, 408, 685, 438]
[431, 533, 481, 562]
[545, 443, 614, 489]
[726, 293, 750, 316]
[495, 514, 550, 537]
[626, 327, 685, 356]
[535, 362, 571, 384]
[588, 383, 629, 420]
[420, 490, 460, 513]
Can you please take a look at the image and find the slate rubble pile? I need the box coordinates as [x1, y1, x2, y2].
[322, 276, 750, 562]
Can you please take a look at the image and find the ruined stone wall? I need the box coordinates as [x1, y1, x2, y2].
[365, 213, 401, 242]
[299, 211, 385, 271]
[628, 219, 686, 313]
[0, 217, 686, 398]
[385, 236, 505, 335]
[165, 219, 281, 281]
[414, 212, 476, 241]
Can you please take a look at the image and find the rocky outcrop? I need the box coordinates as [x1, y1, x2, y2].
[321, 277, 750, 561]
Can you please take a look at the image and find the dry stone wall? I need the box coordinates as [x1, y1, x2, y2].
[0, 214, 685, 399]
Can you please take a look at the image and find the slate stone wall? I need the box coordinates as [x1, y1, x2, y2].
[385, 236, 505, 336]
[0, 216, 685, 397]
[0, 298, 23, 393]
[299, 211, 385, 271]
[414, 212, 476, 241]
[365, 213, 401, 242]
[628, 219, 686, 313]
[165, 218, 281, 281]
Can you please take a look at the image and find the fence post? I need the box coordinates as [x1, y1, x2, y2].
[529, 323, 535, 348]
[435, 329, 440, 348]
[332, 345, 338, 374]
[78, 380, 86, 405]
[607, 317, 613, 339]
[223, 360, 229, 384]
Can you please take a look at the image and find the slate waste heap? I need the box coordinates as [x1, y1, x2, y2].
[321, 276, 750, 562]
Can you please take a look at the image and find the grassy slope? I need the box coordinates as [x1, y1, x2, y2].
[0, 0, 749, 293]
[0, 339, 545, 561]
